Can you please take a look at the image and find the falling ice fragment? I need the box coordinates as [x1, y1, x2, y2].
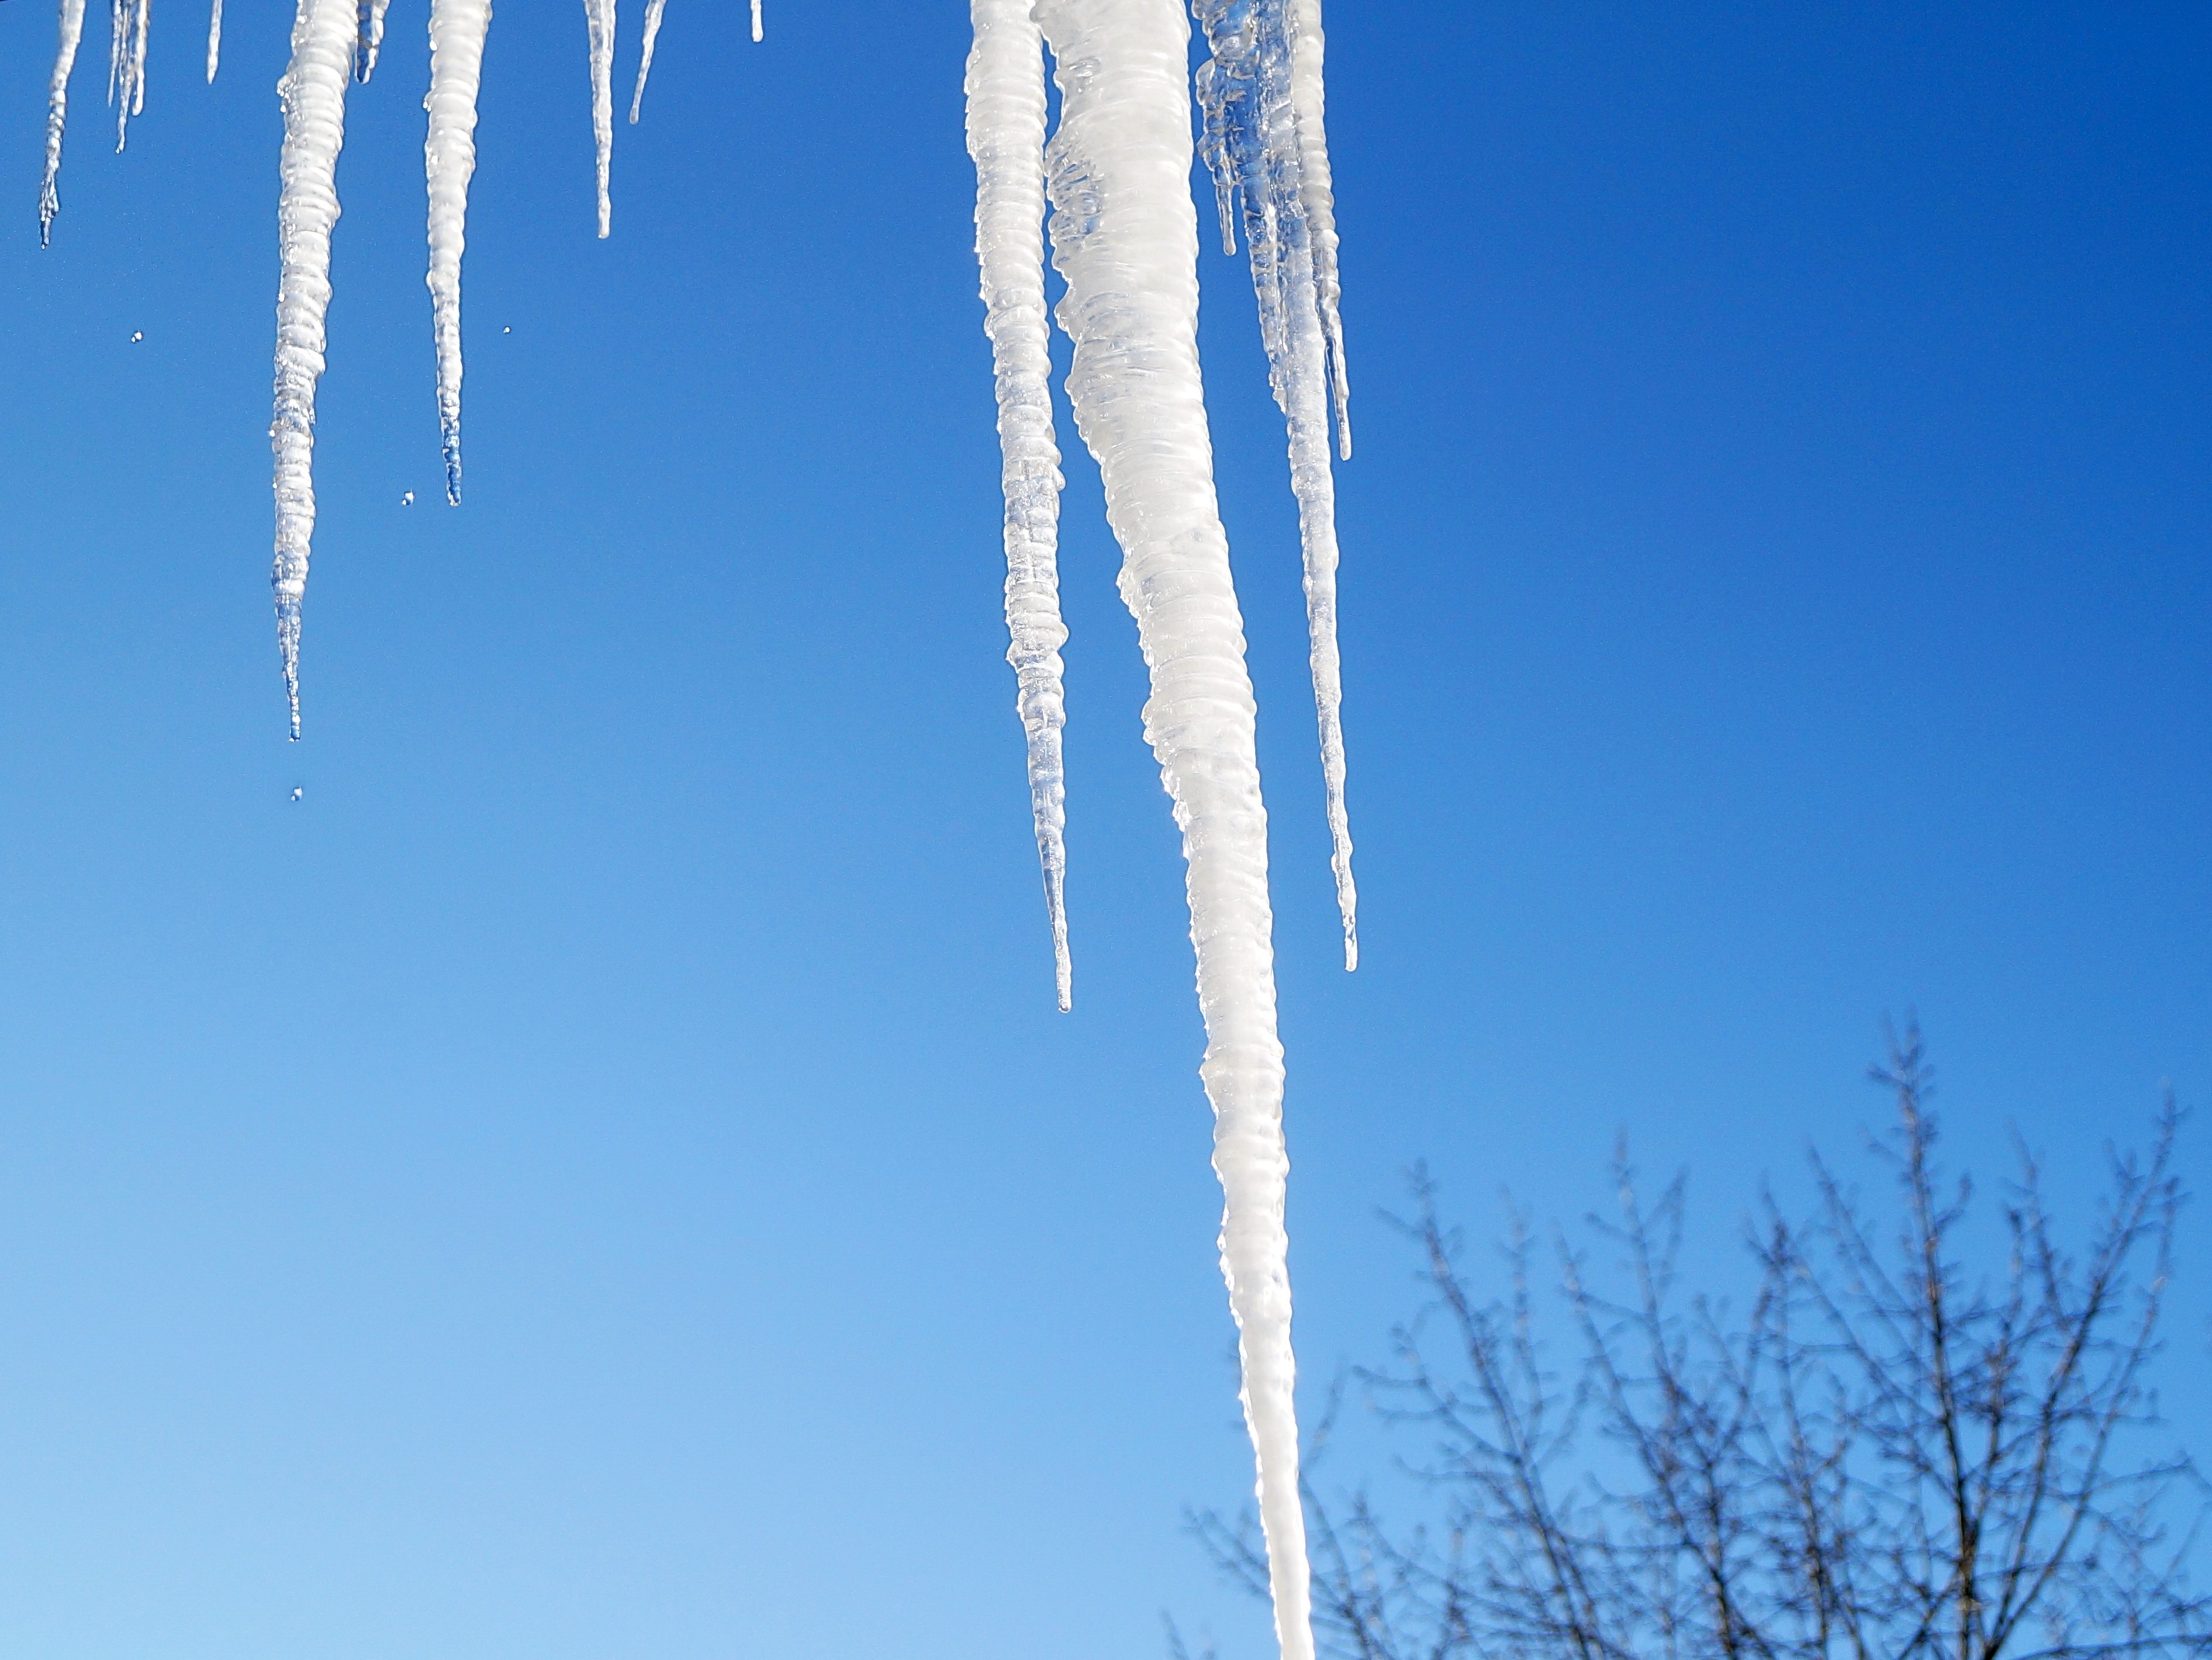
[966, 0, 1073, 1010]
[426, 0, 491, 504]
[1034, 0, 1314, 1654]
[130, 329, 144, 341]
[271, 0, 357, 740]
[291, 786, 304, 800]
[402, 489, 414, 505]
[1192, 0, 1356, 969]
[581, 0, 614, 236]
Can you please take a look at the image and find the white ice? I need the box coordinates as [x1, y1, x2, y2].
[581, 0, 613, 235]
[628, 0, 663, 122]
[1193, 0, 1356, 968]
[206, 0, 221, 81]
[426, 0, 491, 503]
[749, 0, 761, 43]
[1035, 1, 1313, 1654]
[271, 0, 356, 740]
[40, 0, 87, 246]
[108, 0, 148, 151]
[966, 0, 1072, 1010]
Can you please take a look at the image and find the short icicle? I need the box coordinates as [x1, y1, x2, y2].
[355, 0, 392, 80]
[581, 0, 614, 235]
[271, 0, 357, 740]
[205, 0, 221, 81]
[1193, 0, 1356, 969]
[108, 0, 148, 151]
[749, 0, 761, 43]
[966, 0, 1072, 1010]
[628, 0, 664, 123]
[426, 0, 490, 505]
[1036, 1, 1314, 1655]
[39, 0, 88, 246]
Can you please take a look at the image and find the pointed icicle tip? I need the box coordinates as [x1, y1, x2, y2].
[276, 596, 303, 741]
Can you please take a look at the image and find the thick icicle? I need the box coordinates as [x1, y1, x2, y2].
[628, 0, 664, 122]
[108, 0, 148, 151]
[966, 0, 1072, 1010]
[205, 0, 220, 81]
[271, 0, 356, 740]
[581, 0, 614, 236]
[1036, 1, 1312, 1655]
[39, 0, 87, 246]
[355, 0, 391, 80]
[426, 0, 490, 505]
[1193, 0, 1356, 968]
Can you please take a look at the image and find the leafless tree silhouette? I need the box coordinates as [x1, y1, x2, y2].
[1194, 1025, 2208, 1660]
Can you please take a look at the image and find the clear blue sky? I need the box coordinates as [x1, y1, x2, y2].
[0, 4, 2206, 1656]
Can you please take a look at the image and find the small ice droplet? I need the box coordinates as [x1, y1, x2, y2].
[402, 490, 414, 506]
[290, 786, 304, 801]
[130, 330, 143, 342]
[502, 325, 510, 334]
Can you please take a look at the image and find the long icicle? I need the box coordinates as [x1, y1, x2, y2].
[1193, 0, 1356, 969]
[1288, 0, 1348, 460]
[39, 0, 88, 246]
[628, 0, 664, 123]
[582, 0, 614, 236]
[426, 0, 490, 505]
[967, 0, 1073, 1010]
[205, 0, 221, 81]
[271, 0, 357, 740]
[355, 0, 392, 80]
[1036, 2, 1312, 1656]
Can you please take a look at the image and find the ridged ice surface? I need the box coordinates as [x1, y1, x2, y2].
[271, 0, 355, 740]
[628, 0, 664, 122]
[581, 0, 613, 236]
[966, 0, 1072, 1010]
[1035, 1, 1312, 1654]
[205, 0, 221, 81]
[1193, 0, 1356, 969]
[39, 0, 87, 246]
[426, 0, 490, 504]
[354, 0, 391, 80]
[107, 0, 148, 151]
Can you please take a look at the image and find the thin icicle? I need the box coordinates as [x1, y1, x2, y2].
[750, 0, 761, 43]
[39, 0, 88, 246]
[206, 0, 221, 81]
[271, 0, 357, 740]
[628, 0, 664, 123]
[582, 0, 614, 236]
[355, 0, 391, 80]
[1288, 0, 1349, 460]
[1193, 0, 1356, 968]
[1036, 2, 1312, 1655]
[967, 0, 1072, 1010]
[426, 0, 490, 505]
[108, 0, 148, 151]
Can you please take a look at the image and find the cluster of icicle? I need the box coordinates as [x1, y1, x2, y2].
[36, 0, 758, 738]
[966, 0, 1352, 1656]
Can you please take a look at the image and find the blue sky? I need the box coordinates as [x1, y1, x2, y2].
[0, 3, 2206, 1656]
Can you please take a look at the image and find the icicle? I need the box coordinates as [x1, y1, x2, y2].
[1288, 0, 1349, 461]
[1192, 0, 1356, 969]
[628, 0, 664, 123]
[108, 0, 148, 151]
[1036, 1, 1312, 1655]
[582, 0, 614, 236]
[750, 0, 762, 42]
[355, 0, 391, 80]
[205, 0, 221, 81]
[271, 0, 357, 740]
[39, 0, 88, 247]
[426, 0, 490, 505]
[967, 0, 1073, 1010]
